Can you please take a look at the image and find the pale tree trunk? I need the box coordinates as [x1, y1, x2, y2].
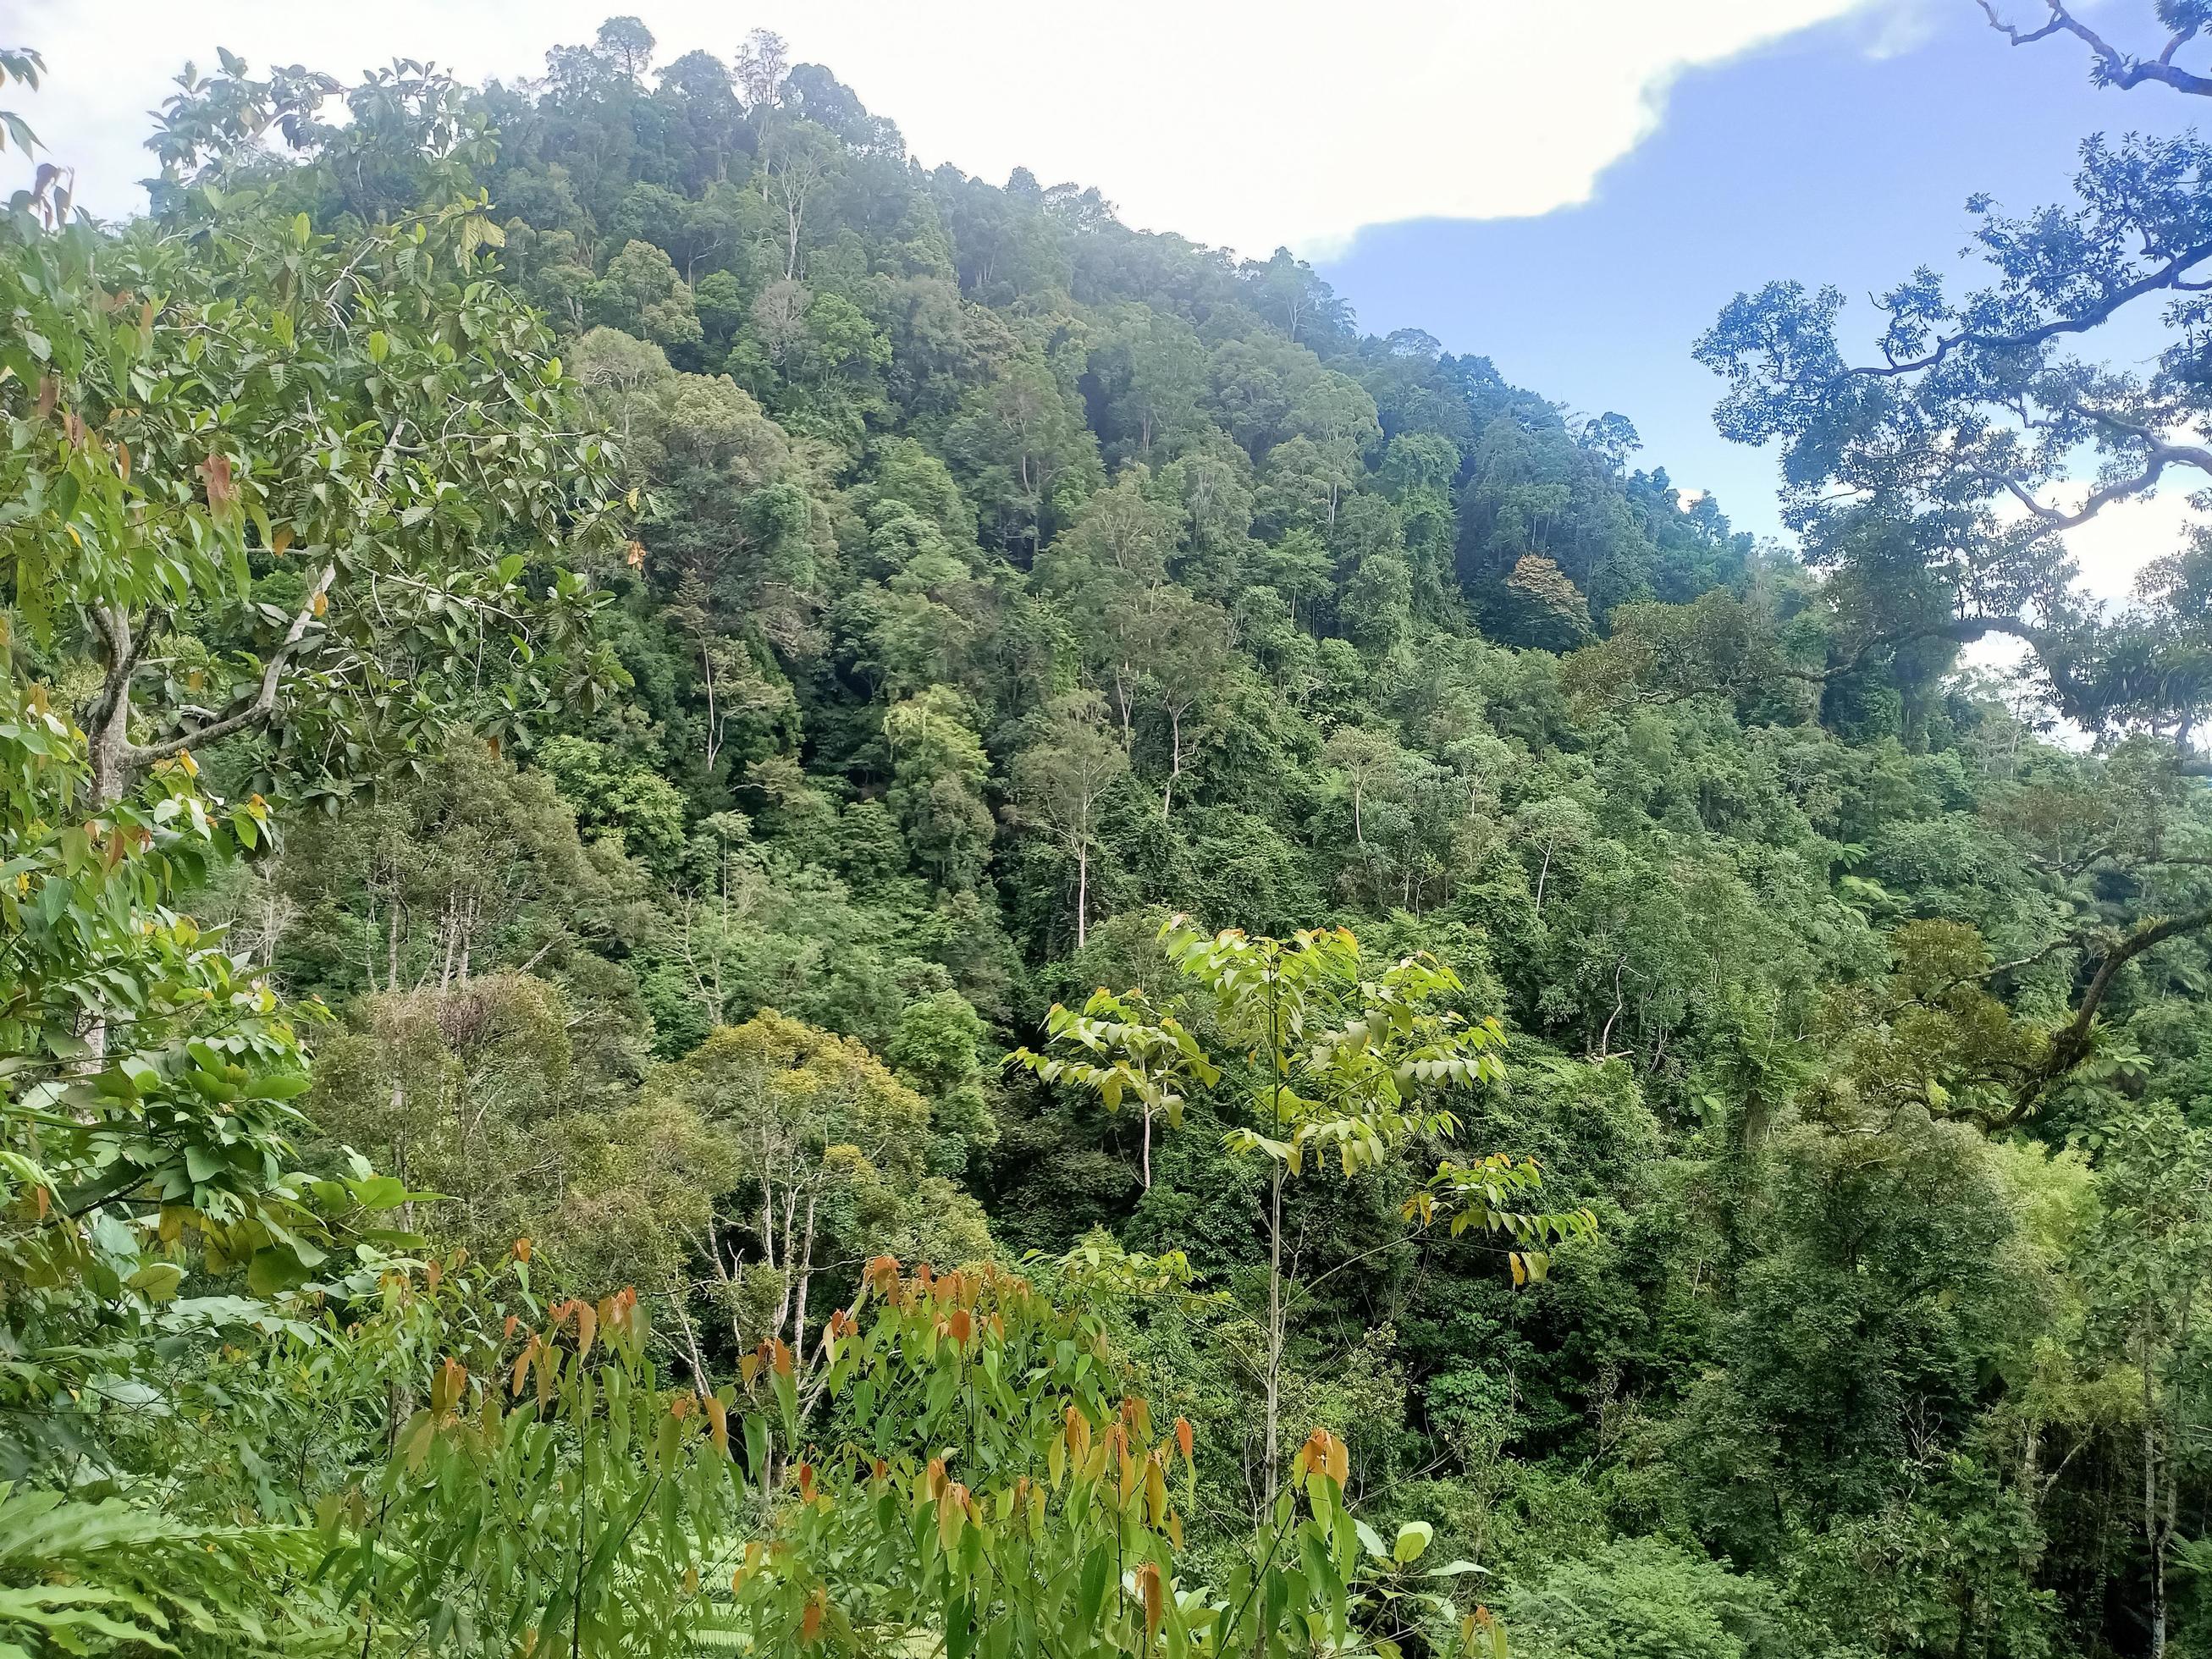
[701, 645, 720, 769]
[1263, 1157, 1284, 1508]
[667, 1274, 711, 1397]
[791, 1192, 818, 1359]
[2148, 1395, 2167, 1659]
[438, 896, 461, 991]
[773, 1185, 799, 1337]
[1075, 838, 1089, 952]
[1161, 710, 1183, 821]
[1261, 982, 1287, 1511]
[2144, 1301, 2180, 1659]
[393, 1123, 415, 1236]
[81, 609, 140, 1064]
[1596, 956, 1625, 1058]
[711, 1230, 747, 1348]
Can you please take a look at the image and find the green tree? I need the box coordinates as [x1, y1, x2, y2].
[1029, 918, 1593, 1507]
[2, 152, 621, 813]
[590, 237, 705, 353]
[1009, 690, 1129, 951]
[2084, 1100, 2212, 1659]
[658, 1011, 941, 1366]
[884, 686, 995, 890]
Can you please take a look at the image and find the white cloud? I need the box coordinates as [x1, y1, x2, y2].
[18, 0, 1898, 257]
[1961, 483, 2198, 700]
[2058, 486, 2196, 605]
[1989, 475, 2200, 608]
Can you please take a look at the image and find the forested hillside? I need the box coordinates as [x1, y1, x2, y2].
[5, 9, 2212, 1656]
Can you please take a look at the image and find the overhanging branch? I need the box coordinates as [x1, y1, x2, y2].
[1999, 899, 2212, 1124]
[122, 561, 338, 769]
[1979, 0, 2212, 97]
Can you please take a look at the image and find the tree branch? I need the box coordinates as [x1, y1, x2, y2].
[1980, 0, 2212, 97]
[2002, 899, 2212, 1122]
[1974, 398, 2212, 529]
[122, 562, 337, 768]
[1845, 231, 2212, 379]
[1822, 614, 2072, 682]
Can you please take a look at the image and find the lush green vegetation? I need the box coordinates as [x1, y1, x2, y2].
[4, 7, 2212, 1654]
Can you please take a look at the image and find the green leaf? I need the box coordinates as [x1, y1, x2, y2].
[126, 1261, 185, 1300]
[345, 1173, 408, 1210]
[1075, 1542, 1112, 1632]
[1425, 1560, 1489, 1579]
[245, 1245, 312, 1296]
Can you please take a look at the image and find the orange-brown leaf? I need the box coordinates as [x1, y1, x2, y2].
[200, 452, 235, 514]
[1139, 1561, 1164, 1639]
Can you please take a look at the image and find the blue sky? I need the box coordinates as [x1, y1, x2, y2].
[1318, 3, 2200, 548]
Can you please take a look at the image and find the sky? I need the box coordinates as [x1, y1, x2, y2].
[1314, 0, 2205, 596]
[11, 0, 2204, 602]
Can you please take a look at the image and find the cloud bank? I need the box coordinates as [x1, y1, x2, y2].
[21, 0, 1900, 256]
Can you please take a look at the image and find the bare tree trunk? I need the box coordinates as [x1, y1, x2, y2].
[455, 896, 475, 986]
[438, 892, 460, 991]
[393, 1122, 415, 1236]
[87, 606, 136, 812]
[2149, 1406, 2166, 1659]
[1596, 956, 1625, 1057]
[2145, 1313, 2171, 1659]
[709, 1229, 747, 1348]
[792, 1193, 819, 1361]
[1141, 1101, 1154, 1191]
[701, 646, 720, 769]
[1263, 1158, 1283, 1508]
[1162, 713, 1182, 821]
[667, 1276, 711, 1397]
[1075, 841, 1089, 952]
[774, 1187, 799, 1337]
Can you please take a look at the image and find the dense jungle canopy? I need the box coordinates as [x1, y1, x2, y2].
[4, 4, 2212, 1654]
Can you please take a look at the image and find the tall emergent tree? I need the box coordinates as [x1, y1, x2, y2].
[1698, 9, 2212, 764]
